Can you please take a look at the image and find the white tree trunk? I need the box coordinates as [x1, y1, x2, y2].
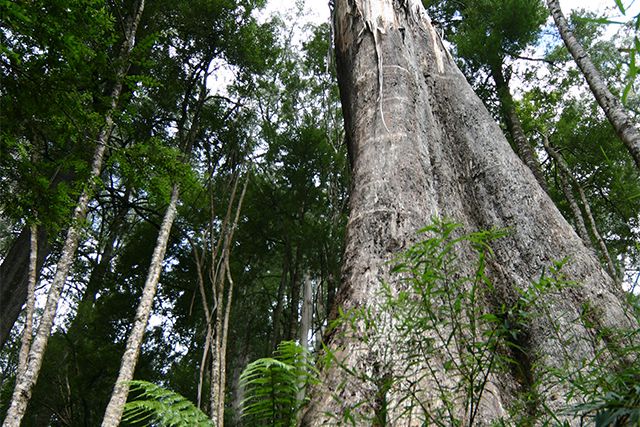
[3, 4, 145, 425]
[101, 185, 179, 426]
[297, 273, 313, 405]
[302, 1, 635, 424]
[16, 225, 38, 378]
[299, 273, 313, 352]
[547, 0, 640, 169]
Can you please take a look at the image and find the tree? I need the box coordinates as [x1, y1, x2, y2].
[0, 0, 116, 350]
[515, 22, 640, 284]
[2, 1, 146, 424]
[101, 184, 179, 426]
[1, 0, 279, 423]
[547, 0, 640, 169]
[301, 0, 635, 424]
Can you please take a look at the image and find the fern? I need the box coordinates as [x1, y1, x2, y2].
[122, 380, 213, 426]
[239, 341, 318, 427]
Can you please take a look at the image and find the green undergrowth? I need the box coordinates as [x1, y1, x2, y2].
[123, 219, 639, 426]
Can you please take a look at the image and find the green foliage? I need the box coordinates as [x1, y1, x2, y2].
[325, 218, 640, 426]
[0, 0, 116, 229]
[423, 0, 546, 74]
[325, 219, 513, 425]
[122, 380, 213, 427]
[571, 373, 640, 426]
[519, 88, 640, 271]
[562, 293, 640, 426]
[239, 340, 318, 426]
[108, 138, 194, 203]
[575, 1, 640, 103]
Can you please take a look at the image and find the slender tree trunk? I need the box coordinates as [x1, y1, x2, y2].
[491, 65, 548, 192]
[547, 0, 640, 169]
[216, 176, 249, 427]
[540, 136, 591, 244]
[287, 244, 303, 341]
[0, 225, 48, 350]
[557, 166, 591, 242]
[209, 175, 240, 422]
[297, 273, 313, 405]
[299, 273, 313, 352]
[576, 184, 620, 282]
[271, 238, 291, 350]
[542, 135, 619, 282]
[100, 185, 179, 426]
[193, 242, 213, 410]
[3, 4, 145, 424]
[0, 167, 76, 350]
[302, 1, 634, 424]
[16, 225, 38, 378]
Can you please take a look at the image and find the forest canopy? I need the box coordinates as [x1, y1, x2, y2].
[0, 0, 638, 425]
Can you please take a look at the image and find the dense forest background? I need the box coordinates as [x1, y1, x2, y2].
[0, 0, 638, 425]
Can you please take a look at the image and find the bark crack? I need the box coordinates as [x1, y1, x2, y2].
[372, 24, 390, 133]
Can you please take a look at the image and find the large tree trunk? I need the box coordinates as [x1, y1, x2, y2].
[301, 1, 634, 425]
[546, 0, 640, 170]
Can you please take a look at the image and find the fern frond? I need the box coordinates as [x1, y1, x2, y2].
[239, 341, 318, 426]
[122, 380, 213, 427]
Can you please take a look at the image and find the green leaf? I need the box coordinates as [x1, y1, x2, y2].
[614, 0, 625, 14]
[574, 16, 625, 25]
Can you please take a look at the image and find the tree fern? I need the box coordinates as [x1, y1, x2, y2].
[122, 380, 213, 426]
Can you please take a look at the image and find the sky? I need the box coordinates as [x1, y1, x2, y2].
[263, 0, 640, 28]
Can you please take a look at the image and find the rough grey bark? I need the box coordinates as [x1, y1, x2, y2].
[301, 0, 634, 425]
[2, 3, 145, 425]
[0, 225, 48, 350]
[100, 185, 179, 427]
[547, 0, 640, 169]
